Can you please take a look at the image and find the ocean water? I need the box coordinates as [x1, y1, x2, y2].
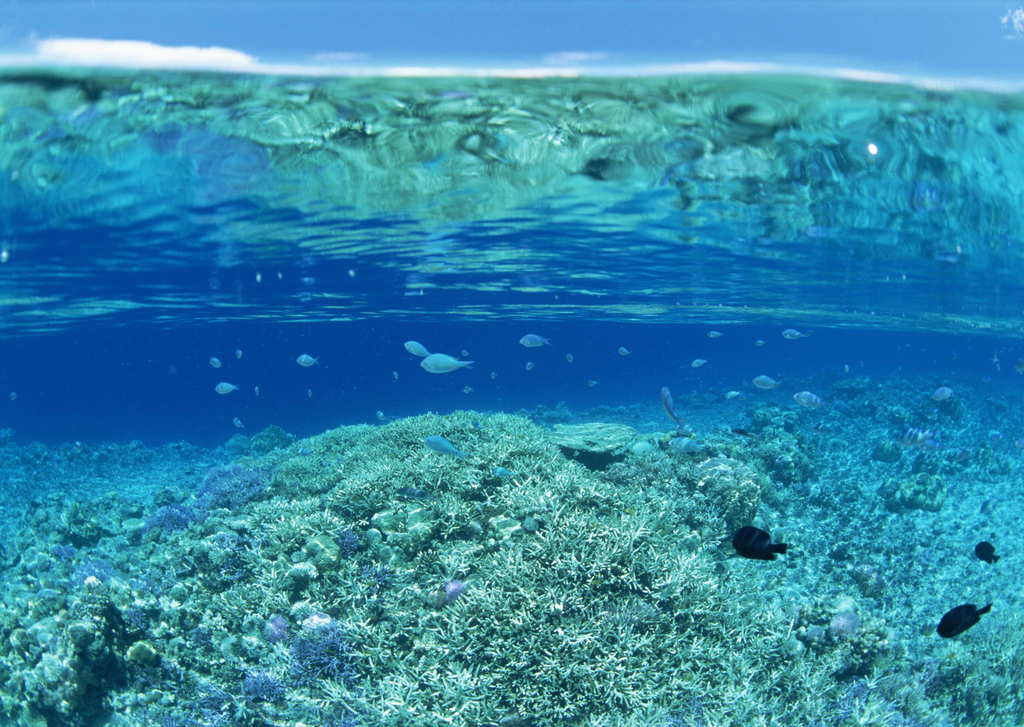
[1, 68, 1023, 726]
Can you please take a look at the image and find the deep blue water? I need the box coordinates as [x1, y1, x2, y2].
[0, 320, 1016, 446]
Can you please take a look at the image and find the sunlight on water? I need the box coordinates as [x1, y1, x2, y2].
[2, 69, 1024, 335]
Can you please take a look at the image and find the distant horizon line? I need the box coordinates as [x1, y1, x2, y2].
[0, 37, 1020, 93]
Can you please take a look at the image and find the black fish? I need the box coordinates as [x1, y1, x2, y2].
[732, 428, 754, 437]
[936, 603, 991, 638]
[731, 526, 788, 561]
[974, 541, 999, 564]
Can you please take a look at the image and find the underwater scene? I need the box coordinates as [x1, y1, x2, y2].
[2, 67, 1024, 727]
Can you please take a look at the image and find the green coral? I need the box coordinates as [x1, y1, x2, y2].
[0, 411, 925, 726]
[547, 422, 638, 470]
[748, 406, 817, 484]
[881, 472, 946, 512]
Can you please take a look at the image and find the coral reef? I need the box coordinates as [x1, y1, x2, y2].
[880, 472, 946, 512]
[0, 400, 1018, 727]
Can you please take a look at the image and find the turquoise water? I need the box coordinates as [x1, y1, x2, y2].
[1, 68, 1023, 726]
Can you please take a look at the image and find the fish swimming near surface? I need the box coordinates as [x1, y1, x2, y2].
[937, 603, 991, 638]
[404, 340, 431, 357]
[424, 435, 466, 458]
[420, 353, 474, 374]
[660, 386, 683, 428]
[974, 541, 999, 564]
[519, 334, 550, 348]
[731, 526, 788, 561]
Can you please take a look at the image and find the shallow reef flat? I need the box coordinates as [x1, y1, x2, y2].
[0, 399, 1021, 726]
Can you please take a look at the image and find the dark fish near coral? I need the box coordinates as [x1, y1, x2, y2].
[974, 541, 999, 564]
[937, 603, 991, 638]
[660, 386, 683, 429]
[731, 428, 754, 437]
[731, 526, 788, 561]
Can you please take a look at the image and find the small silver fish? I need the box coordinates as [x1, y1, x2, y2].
[793, 391, 823, 409]
[519, 334, 550, 347]
[421, 353, 473, 374]
[404, 340, 431, 357]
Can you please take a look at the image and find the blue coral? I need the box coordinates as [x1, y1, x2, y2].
[289, 622, 356, 685]
[144, 503, 197, 533]
[195, 463, 269, 513]
[241, 671, 286, 703]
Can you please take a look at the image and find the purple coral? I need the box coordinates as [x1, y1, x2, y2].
[195, 463, 268, 513]
[442, 579, 467, 603]
[263, 614, 289, 643]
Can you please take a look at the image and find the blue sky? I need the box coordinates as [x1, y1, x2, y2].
[0, 1, 1022, 79]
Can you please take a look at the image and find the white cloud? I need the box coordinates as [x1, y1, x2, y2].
[35, 38, 258, 71]
[542, 51, 609, 65]
[1002, 8, 1024, 37]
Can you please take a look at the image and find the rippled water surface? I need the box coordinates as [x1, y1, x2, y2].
[3, 70, 1024, 337]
